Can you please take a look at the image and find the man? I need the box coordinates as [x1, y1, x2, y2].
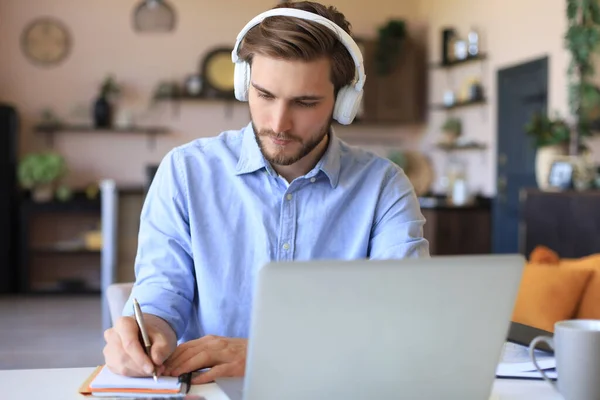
[103, 0, 429, 385]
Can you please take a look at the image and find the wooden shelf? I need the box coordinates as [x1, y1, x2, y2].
[34, 124, 169, 150]
[435, 142, 487, 151]
[430, 53, 487, 69]
[430, 98, 487, 111]
[34, 124, 169, 134]
[154, 93, 238, 102]
[32, 247, 101, 255]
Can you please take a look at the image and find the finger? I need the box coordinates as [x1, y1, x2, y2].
[164, 335, 216, 372]
[169, 348, 213, 377]
[116, 317, 155, 375]
[150, 333, 173, 366]
[103, 328, 147, 377]
[191, 362, 243, 385]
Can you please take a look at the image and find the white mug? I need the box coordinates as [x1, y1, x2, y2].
[529, 320, 600, 400]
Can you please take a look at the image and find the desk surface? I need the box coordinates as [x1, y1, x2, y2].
[0, 367, 563, 399]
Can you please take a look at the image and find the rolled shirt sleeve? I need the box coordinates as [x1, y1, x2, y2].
[122, 148, 196, 340]
[368, 165, 430, 259]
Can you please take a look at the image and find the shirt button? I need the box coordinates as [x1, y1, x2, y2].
[310, 177, 316, 183]
[282, 243, 290, 250]
[286, 194, 293, 201]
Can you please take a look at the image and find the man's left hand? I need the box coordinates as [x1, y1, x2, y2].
[162, 335, 247, 384]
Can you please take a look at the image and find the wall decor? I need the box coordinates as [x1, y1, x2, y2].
[133, 0, 176, 33]
[21, 17, 72, 67]
[200, 47, 235, 99]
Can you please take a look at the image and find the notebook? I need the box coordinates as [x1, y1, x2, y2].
[79, 365, 191, 398]
[495, 342, 557, 380]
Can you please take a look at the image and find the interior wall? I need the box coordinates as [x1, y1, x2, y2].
[0, 0, 422, 188]
[416, 0, 600, 196]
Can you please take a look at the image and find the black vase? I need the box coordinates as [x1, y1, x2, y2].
[93, 95, 112, 128]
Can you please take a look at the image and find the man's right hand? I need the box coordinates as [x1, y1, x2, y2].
[103, 315, 177, 377]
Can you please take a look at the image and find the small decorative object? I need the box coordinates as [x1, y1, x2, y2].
[468, 80, 484, 101]
[85, 183, 100, 200]
[17, 152, 67, 202]
[184, 74, 202, 96]
[152, 81, 180, 100]
[38, 108, 62, 129]
[454, 39, 468, 60]
[201, 47, 236, 98]
[441, 28, 456, 65]
[443, 90, 455, 107]
[55, 184, 73, 202]
[115, 109, 134, 129]
[133, 0, 176, 33]
[548, 159, 574, 190]
[441, 117, 462, 145]
[93, 74, 121, 128]
[467, 28, 479, 56]
[21, 17, 72, 67]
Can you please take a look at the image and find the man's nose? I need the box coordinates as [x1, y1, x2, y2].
[270, 103, 292, 134]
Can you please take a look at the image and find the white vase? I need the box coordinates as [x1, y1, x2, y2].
[32, 184, 54, 202]
[535, 144, 568, 190]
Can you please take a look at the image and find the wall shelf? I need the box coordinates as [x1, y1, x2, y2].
[430, 98, 487, 111]
[34, 124, 170, 150]
[435, 142, 487, 151]
[430, 53, 488, 69]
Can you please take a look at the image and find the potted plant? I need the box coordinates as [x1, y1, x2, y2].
[17, 152, 67, 202]
[524, 112, 571, 190]
[375, 19, 406, 75]
[441, 117, 462, 145]
[93, 74, 121, 128]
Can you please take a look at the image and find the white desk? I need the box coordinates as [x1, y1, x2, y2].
[0, 367, 563, 399]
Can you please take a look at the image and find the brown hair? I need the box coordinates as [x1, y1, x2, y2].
[237, 1, 356, 95]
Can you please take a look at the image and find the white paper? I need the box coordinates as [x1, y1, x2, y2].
[90, 365, 181, 390]
[496, 342, 557, 379]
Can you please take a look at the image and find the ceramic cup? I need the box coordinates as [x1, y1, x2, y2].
[529, 319, 600, 400]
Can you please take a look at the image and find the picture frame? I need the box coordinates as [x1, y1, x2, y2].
[548, 158, 574, 190]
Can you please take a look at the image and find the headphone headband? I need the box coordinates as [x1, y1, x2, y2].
[231, 8, 365, 91]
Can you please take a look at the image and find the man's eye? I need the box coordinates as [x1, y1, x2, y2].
[297, 101, 317, 108]
[257, 93, 273, 100]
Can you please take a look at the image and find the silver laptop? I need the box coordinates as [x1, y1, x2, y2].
[216, 255, 525, 400]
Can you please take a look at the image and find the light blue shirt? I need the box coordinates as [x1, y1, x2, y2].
[124, 122, 429, 342]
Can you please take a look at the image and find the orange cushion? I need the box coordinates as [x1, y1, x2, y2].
[559, 255, 600, 320]
[529, 245, 560, 264]
[512, 263, 593, 332]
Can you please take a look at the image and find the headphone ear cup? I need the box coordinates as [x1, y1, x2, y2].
[333, 86, 363, 125]
[234, 61, 251, 101]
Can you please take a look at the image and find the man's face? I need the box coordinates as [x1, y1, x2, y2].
[248, 54, 335, 166]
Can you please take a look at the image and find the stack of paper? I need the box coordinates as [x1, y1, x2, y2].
[496, 342, 557, 380]
[79, 365, 190, 398]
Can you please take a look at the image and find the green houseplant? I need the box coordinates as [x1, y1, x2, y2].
[441, 117, 462, 145]
[18, 152, 67, 202]
[375, 19, 406, 75]
[565, 0, 600, 154]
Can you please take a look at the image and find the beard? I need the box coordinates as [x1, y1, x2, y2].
[251, 115, 332, 167]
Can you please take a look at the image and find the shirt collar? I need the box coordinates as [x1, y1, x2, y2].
[235, 123, 274, 176]
[235, 122, 342, 189]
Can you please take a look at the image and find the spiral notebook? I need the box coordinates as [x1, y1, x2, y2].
[79, 365, 191, 397]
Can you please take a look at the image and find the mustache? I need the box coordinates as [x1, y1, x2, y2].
[258, 130, 300, 141]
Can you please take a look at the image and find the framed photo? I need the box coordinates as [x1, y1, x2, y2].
[548, 159, 574, 190]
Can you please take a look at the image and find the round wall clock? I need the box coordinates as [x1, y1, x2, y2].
[21, 17, 72, 67]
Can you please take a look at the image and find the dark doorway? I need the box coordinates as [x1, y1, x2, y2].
[493, 57, 548, 254]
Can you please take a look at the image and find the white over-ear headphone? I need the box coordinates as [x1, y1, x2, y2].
[231, 8, 366, 125]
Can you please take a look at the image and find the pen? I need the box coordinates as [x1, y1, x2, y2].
[133, 298, 158, 382]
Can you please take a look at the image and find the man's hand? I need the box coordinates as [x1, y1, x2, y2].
[103, 315, 177, 377]
[163, 335, 247, 384]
